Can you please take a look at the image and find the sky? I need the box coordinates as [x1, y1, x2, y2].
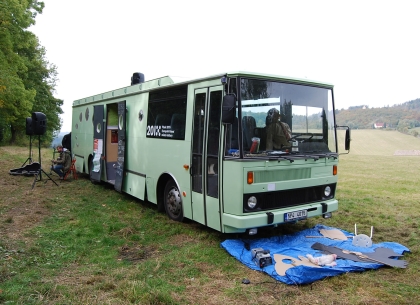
[30, 0, 420, 132]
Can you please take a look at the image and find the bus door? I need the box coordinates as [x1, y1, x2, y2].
[91, 105, 105, 182]
[191, 86, 223, 231]
[114, 101, 126, 192]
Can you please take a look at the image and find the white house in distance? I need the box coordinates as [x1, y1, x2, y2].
[374, 122, 385, 129]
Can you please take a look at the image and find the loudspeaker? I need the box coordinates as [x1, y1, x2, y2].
[26, 117, 34, 136]
[31, 112, 47, 135]
[131, 72, 144, 85]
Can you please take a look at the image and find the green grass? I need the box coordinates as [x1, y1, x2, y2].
[1, 130, 420, 304]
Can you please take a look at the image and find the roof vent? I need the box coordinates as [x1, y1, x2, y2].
[131, 72, 145, 85]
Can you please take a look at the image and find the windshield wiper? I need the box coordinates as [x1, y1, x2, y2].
[297, 151, 338, 160]
[276, 155, 318, 163]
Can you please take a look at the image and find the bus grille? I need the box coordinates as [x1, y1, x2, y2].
[253, 168, 311, 183]
[243, 184, 336, 212]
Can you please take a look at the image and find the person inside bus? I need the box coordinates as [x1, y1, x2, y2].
[266, 108, 292, 150]
[51, 145, 72, 179]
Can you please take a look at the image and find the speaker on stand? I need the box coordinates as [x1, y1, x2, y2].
[30, 112, 58, 189]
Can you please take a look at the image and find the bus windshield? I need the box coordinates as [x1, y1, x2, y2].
[225, 78, 337, 157]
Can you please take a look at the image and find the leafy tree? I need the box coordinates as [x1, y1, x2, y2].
[240, 79, 270, 100]
[0, 0, 62, 145]
[18, 37, 63, 144]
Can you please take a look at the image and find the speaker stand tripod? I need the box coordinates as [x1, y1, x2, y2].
[31, 135, 58, 189]
[22, 135, 34, 167]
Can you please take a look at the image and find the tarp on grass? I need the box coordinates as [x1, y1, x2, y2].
[220, 224, 410, 285]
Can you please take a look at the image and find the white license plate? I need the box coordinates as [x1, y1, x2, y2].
[284, 209, 307, 221]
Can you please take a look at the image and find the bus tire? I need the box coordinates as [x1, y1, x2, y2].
[164, 180, 184, 222]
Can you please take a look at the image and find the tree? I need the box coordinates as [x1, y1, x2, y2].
[0, 0, 62, 145]
[18, 38, 63, 144]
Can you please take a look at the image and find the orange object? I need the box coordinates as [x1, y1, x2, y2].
[247, 171, 254, 184]
[64, 159, 78, 180]
[250, 140, 258, 153]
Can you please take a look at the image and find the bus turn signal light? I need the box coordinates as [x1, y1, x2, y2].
[247, 171, 254, 184]
[333, 165, 337, 175]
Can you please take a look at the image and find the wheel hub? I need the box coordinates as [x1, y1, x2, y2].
[166, 187, 181, 215]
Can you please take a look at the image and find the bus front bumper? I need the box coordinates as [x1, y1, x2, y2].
[222, 200, 338, 234]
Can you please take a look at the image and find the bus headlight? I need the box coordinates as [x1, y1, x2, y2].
[247, 196, 257, 209]
[324, 186, 331, 197]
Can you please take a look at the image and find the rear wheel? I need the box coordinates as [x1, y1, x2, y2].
[164, 180, 184, 222]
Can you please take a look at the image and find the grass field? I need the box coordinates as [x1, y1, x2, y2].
[1, 130, 419, 304]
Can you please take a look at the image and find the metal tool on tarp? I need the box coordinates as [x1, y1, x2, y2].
[352, 224, 373, 247]
[311, 242, 407, 268]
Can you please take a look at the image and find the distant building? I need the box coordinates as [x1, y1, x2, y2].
[374, 122, 385, 129]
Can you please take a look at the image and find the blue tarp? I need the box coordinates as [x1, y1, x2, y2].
[220, 224, 410, 285]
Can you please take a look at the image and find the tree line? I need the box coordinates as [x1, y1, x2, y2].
[0, 0, 62, 145]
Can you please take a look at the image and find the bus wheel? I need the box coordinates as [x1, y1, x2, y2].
[164, 180, 184, 222]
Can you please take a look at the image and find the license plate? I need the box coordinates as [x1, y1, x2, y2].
[284, 209, 307, 221]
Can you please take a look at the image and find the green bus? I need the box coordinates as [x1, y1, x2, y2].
[71, 71, 350, 234]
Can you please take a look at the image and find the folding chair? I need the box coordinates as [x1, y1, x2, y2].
[63, 158, 78, 180]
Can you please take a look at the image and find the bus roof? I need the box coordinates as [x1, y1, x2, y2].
[225, 71, 334, 88]
[72, 71, 333, 107]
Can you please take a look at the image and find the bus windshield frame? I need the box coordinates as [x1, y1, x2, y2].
[224, 78, 337, 158]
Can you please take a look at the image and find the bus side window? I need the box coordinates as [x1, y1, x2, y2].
[171, 114, 186, 139]
[147, 84, 188, 139]
[155, 114, 171, 127]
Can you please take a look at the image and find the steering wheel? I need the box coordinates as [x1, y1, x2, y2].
[289, 133, 313, 142]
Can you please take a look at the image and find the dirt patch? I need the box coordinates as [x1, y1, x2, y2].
[118, 244, 160, 263]
[167, 233, 197, 246]
[0, 176, 53, 248]
[1, 202, 48, 238]
[177, 261, 299, 305]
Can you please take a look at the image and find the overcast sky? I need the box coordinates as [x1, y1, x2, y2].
[31, 0, 420, 132]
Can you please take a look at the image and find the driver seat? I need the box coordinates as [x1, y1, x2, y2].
[242, 116, 256, 150]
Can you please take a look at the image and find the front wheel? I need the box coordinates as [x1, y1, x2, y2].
[164, 180, 184, 222]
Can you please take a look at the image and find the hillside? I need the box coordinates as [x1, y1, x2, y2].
[335, 98, 420, 132]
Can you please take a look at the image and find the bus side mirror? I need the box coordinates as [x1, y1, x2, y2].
[337, 125, 351, 154]
[222, 94, 236, 124]
[345, 128, 351, 151]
